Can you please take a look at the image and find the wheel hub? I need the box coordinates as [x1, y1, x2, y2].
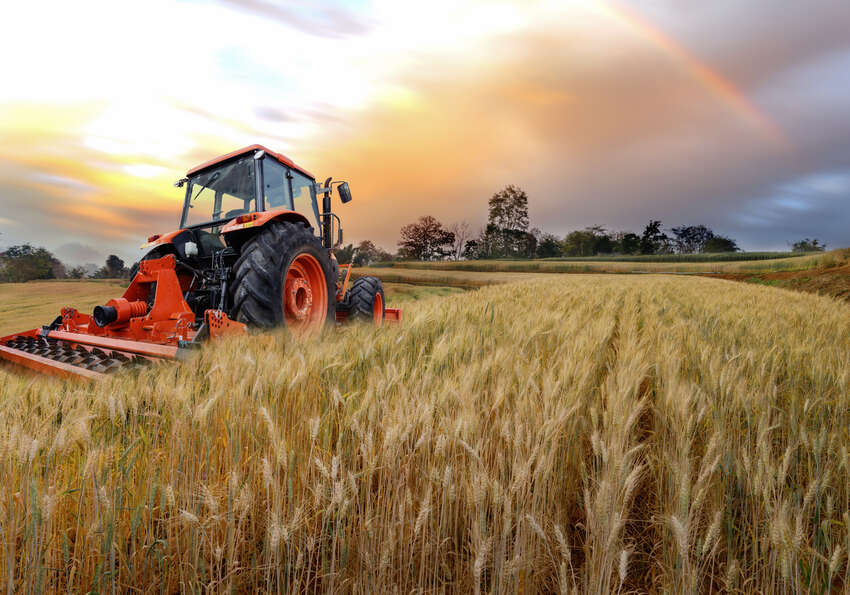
[285, 277, 313, 320]
[281, 252, 328, 334]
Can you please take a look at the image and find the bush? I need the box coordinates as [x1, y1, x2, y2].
[0, 244, 64, 283]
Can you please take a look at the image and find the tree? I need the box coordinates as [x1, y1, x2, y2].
[334, 244, 356, 265]
[640, 220, 671, 255]
[463, 238, 481, 260]
[536, 233, 563, 258]
[68, 266, 88, 279]
[398, 216, 456, 260]
[561, 226, 613, 257]
[792, 238, 826, 252]
[475, 225, 500, 259]
[615, 232, 641, 255]
[487, 185, 529, 257]
[448, 221, 471, 260]
[702, 235, 739, 253]
[587, 225, 614, 254]
[106, 255, 125, 277]
[671, 225, 715, 254]
[353, 240, 379, 266]
[52, 260, 67, 279]
[374, 247, 396, 262]
[94, 255, 128, 279]
[520, 231, 538, 259]
[562, 229, 596, 257]
[0, 244, 63, 283]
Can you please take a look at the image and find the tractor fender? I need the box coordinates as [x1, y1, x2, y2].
[141, 229, 189, 251]
[220, 208, 314, 247]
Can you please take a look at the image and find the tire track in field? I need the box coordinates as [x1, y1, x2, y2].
[579, 288, 663, 593]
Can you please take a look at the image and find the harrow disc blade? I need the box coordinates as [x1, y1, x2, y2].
[0, 330, 161, 380]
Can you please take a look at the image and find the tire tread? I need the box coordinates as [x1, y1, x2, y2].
[345, 276, 385, 322]
[229, 221, 337, 328]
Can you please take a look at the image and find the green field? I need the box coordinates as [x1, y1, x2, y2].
[0, 280, 128, 337]
[355, 268, 550, 289]
[373, 249, 848, 274]
[0, 280, 458, 336]
[379, 282, 466, 302]
[541, 251, 806, 262]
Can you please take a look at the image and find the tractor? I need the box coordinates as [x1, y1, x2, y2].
[0, 145, 399, 380]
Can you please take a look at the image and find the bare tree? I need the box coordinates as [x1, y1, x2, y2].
[449, 221, 471, 260]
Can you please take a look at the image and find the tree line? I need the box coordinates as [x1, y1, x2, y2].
[359, 185, 828, 262]
[0, 195, 832, 281]
[0, 245, 129, 283]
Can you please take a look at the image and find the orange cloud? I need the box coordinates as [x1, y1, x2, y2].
[297, 18, 792, 247]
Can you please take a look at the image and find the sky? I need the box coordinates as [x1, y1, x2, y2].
[0, 0, 848, 264]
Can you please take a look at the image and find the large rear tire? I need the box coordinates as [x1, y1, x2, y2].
[229, 221, 337, 333]
[344, 276, 385, 324]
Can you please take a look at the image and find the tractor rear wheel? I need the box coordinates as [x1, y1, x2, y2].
[344, 276, 385, 324]
[229, 221, 337, 333]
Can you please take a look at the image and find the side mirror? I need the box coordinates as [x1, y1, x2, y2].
[338, 182, 352, 204]
[337, 227, 343, 246]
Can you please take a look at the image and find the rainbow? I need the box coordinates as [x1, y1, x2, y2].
[596, 1, 787, 148]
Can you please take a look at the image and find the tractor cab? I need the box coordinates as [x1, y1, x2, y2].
[179, 145, 323, 235]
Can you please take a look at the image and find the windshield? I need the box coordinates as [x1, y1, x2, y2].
[181, 156, 256, 227]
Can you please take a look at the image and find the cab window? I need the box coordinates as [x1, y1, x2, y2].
[262, 158, 290, 209]
[290, 170, 321, 229]
[261, 158, 320, 232]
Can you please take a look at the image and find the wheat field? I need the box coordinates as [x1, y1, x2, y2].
[1, 276, 849, 593]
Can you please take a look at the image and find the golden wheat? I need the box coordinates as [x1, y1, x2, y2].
[1, 275, 848, 592]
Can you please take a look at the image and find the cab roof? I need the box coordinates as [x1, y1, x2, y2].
[186, 144, 315, 180]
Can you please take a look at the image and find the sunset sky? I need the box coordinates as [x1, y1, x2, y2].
[1, 0, 848, 264]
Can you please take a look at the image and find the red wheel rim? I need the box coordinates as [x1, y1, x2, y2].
[373, 292, 383, 325]
[283, 253, 327, 334]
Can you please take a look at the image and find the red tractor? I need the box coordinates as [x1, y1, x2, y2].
[0, 145, 399, 380]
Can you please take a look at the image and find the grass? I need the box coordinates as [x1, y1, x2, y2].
[0, 280, 128, 336]
[375, 249, 848, 274]
[740, 269, 850, 300]
[1, 275, 848, 592]
[0, 280, 456, 336]
[381, 282, 466, 302]
[538, 251, 806, 262]
[355, 267, 550, 289]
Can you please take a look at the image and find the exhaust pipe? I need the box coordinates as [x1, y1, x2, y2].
[92, 298, 148, 327]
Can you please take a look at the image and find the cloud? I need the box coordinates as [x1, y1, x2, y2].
[53, 242, 105, 266]
[295, 3, 850, 251]
[0, 0, 848, 253]
[636, 0, 850, 90]
[215, 0, 372, 37]
[254, 106, 294, 123]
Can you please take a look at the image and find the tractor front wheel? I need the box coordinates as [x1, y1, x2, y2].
[344, 276, 386, 325]
[229, 221, 337, 334]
